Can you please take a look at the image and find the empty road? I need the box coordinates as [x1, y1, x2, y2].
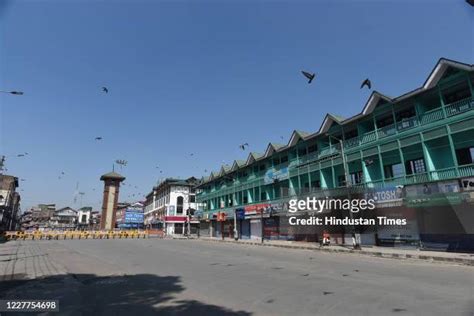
[1, 238, 473, 316]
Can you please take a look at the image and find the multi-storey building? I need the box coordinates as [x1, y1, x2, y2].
[196, 58, 474, 252]
[0, 174, 20, 231]
[77, 206, 93, 229]
[144, 177, 199, 235]
[22, 204, 56, 230]
[49, 207, 77, 230]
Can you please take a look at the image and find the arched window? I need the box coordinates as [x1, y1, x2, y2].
[81, 214, 87, 223]
[176, 196, 184, 214]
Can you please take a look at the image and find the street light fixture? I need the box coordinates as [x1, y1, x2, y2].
[0, 90, 24, 95]
[325, 133, 361, 250]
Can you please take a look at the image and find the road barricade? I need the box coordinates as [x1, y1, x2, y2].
[4, 229, 150, 240]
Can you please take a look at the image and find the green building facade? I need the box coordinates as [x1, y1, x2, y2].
[196, 59, 474, 251]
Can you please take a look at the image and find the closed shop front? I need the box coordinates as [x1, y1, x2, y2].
[213, 221, 221, 237]
[263, 217, 279, 240]
[250, 219, 262, 240]
[240, 219, 251, 239]
[199, 221, 211, 237]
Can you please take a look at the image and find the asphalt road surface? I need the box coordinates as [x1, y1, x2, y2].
[0, 238, 473, 316]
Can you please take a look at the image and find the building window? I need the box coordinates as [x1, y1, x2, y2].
[298, 148, 307, 157]
[243, 195, 248, 204]
[176, 196, 184, 214]
[259, 164, 266, 171]
[384, 163, 404, 179]
[189, 195, 196, 203]
[406, 158, 426, 175]
[350, 171, 363, 185]
[281, 156, 288, 163]
[456, 147, 474, 165]
[260, 191, 267, 201]
[376, 115, 394, 128]
[442, 81, 471, 104]
[308, 144, 317, 153]
[311, 180, 321, 189]
[337, 175, 346, 187]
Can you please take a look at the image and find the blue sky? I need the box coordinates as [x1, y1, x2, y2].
[0, 0, 473, 210]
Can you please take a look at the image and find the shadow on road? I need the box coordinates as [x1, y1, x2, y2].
[0, 273, 252, 316]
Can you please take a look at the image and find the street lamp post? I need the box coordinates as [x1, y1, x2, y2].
[326, 134, 361, 250]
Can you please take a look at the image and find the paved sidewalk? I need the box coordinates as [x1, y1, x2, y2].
[195, 237, 474, 266]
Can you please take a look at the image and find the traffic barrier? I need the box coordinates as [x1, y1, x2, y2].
[4, 230, 151, 241]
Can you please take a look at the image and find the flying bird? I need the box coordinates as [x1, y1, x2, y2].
[61, 171, 65, 175]
[360, 78, 372, 90]
[95, 137, 102, 141]
[17, 154, 25, 157]
[102, 87, 109, 94]
[301, 71, 315, 84]
[239, 143, 249, 150]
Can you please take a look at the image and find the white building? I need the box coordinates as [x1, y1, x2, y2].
[77, 207, 93, 229]
[49, 207, 77, 230]
[144, 177, 199, 235]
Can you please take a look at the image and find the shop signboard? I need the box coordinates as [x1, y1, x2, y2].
[235, 208, 245, 220]
[269, 202, 289, 214]
[364, 186, 403, 204]
[460, 177, 474, 191]
[164, 216, 187, 223]
[405, 180, 462, 207]
[264, 167, 289, 185]
[124, 211, 144, 224]
[244, 204, 271, 218]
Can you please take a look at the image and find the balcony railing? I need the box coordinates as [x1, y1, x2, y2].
[445, 96, 474, 117]
[396, 116, 418, 131]
[458, 163, 474, 177]
[419, 107, 444, 125]
[377, 123, 397, 138]
[199, 164, 474, 210]
[339, 96, 473, 154]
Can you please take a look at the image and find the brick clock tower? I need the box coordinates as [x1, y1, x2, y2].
[100, 171, 125, 230]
